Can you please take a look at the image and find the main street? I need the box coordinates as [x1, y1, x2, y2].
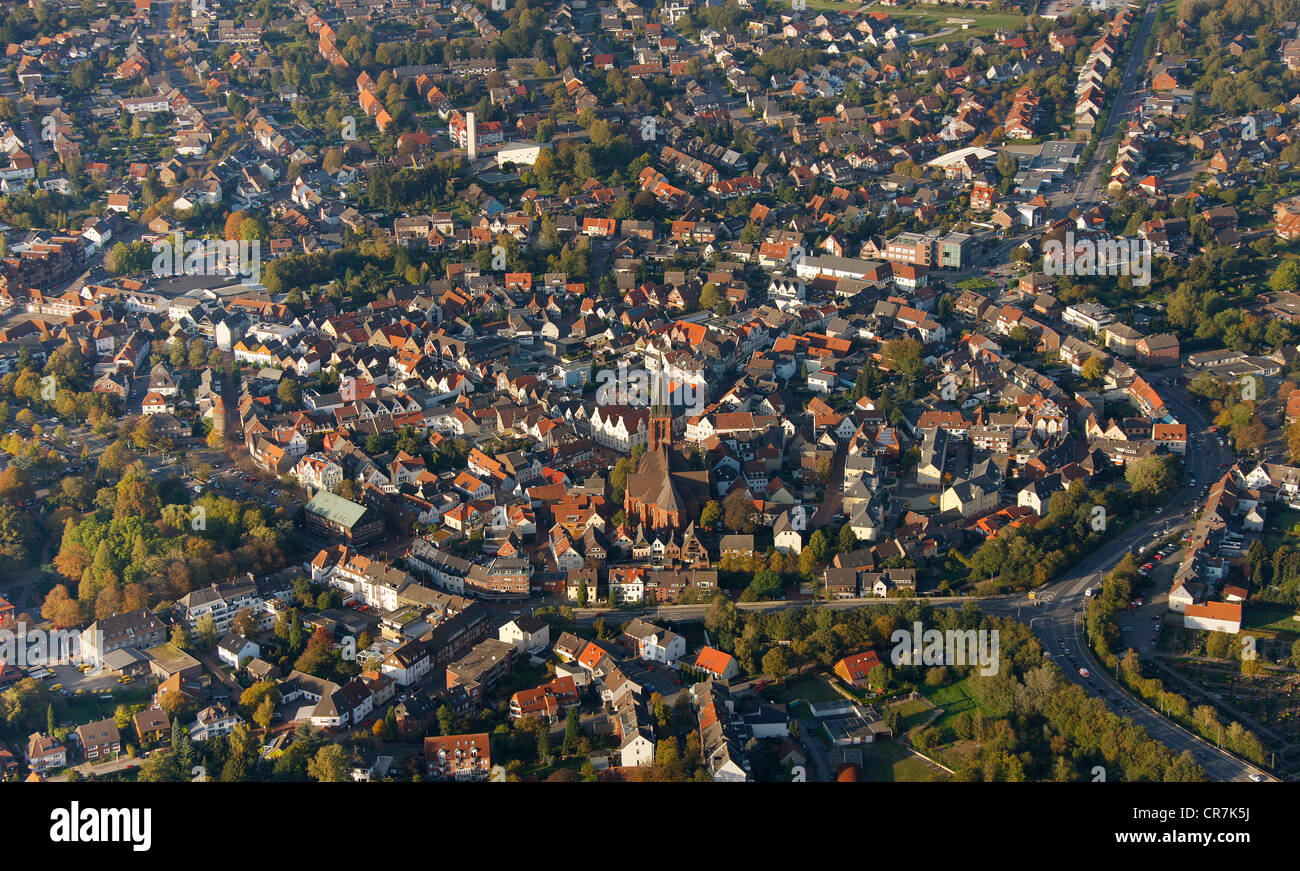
[1056, 0, 1161, 211]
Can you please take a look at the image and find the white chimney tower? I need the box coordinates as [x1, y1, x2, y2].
[466, 111, 478, 160]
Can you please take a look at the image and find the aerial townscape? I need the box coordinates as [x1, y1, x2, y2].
[0, 0, 1297, 788]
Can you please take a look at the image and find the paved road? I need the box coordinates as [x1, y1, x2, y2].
[1054, 0, 1160, 212]
[1027, 378, 1274, 782]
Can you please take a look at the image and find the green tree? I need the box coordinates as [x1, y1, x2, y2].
[882, 338, 924, 381]
[761, 645, 789, 678]
[194, 615, 219, 650]
[307, 743, 349, 782]
[562, 707, 581, 756]
[1126, 455, 1178, 502]
[1080, 355, 1107, 384]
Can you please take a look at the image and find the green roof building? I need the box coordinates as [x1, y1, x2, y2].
[304, 491, 384, 545]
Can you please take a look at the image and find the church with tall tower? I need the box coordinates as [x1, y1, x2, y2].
[647, 402, 672, 452]
[623, 403, 710, 530]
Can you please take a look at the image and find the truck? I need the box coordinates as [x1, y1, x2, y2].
[1084, 586, 1097, 598]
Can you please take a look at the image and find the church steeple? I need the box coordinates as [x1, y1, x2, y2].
[648, 402, 672, 452]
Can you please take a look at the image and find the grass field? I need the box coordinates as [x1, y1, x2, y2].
[765, 673, 844, 704]
[919, 677, 995, 734]
[800, 0, 1028, 38]
[521, 756, 590, 781]
[890, 697, 938, 730]
[1262, 506, 1300, 552]
[1244, 605, 1300, 638]
[61, 685, 155, 725]
[859, 741, 951, 782]
[931, 738, 983, 770]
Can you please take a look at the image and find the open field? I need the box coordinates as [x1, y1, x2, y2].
[763, 673, 844, 704]
[860, 741, 951, 782]
[919, 677, 996, 735]
[1244, 605, 1300, 638]
[800, 0, 1027, 31]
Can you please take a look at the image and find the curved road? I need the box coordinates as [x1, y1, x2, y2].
[573, 376, 1272, 781]
[986, 376, 1272, 782]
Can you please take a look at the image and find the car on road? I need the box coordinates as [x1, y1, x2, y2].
[1078, 668, 1091, 678]
[1250, 773, 1266, 782]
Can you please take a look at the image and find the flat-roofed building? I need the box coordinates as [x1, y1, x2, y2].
[304, 491, 384, 545]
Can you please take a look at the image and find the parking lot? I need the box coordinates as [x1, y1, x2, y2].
[204, 466, 302, 512]
[620, 659, 687, 701]
[30, 660, 144, 698]
[1129, 533, 1190, 654]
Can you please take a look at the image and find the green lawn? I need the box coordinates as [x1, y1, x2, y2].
[800, 0, 1027, 37]
[61, 685, 155, 726]
[1244, 605, 1300, 638]
[890, 698, 936, 731]
[1262, 506, 1300, 551]
[919, 678, 994, 734]
[859, 741, 951, 782]
[764, 673, 844, 704]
